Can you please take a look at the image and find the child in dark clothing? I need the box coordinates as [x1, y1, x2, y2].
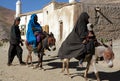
[79, 23, 96, 67]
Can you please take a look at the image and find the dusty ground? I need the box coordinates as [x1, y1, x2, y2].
[0, 40, 120, 81]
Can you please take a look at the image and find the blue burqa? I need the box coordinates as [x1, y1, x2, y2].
[26, 14, 42, 47]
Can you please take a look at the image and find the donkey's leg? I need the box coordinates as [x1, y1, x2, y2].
[26, 51, 32, 65]
[61, 59, 66, 73]
[84, 55, 92, 80]
[66, 59, 70, 76]
[34, 43, 42, 69]
[26, 53, 29, 65]
[92, 61, 100, 81]
[84, 60, 91, 81]
[29, 51, 33, 66]
[39, 52, 44, 69]
[61, 58, 70, 77]
[36, 52, 44, 70]
[91, 55, 100, 81]
[33, 53, 40, 69]
[26, 45, 32, 65]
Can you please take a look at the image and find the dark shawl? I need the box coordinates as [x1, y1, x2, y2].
[58, 12, 89, 59]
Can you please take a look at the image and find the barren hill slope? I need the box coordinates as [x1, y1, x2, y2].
[0, 6, 15, 40]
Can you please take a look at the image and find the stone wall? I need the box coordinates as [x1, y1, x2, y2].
[82, 3, 120, 40]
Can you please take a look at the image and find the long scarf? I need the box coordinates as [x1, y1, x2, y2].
[26, 14, 42, 45]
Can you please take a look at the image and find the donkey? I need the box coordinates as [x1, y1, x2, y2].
[25, 32, 56, 69]
[61, 23, 114, 81]
[61, 43, 114, 81]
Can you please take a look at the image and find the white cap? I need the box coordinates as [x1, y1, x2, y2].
[87, 23, 93, 31]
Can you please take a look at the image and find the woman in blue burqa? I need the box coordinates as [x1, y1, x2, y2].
[58, 12, 95, 67]
[26, 14, 43, 51]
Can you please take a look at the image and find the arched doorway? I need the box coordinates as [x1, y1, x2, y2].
[59, 21, 63, 40]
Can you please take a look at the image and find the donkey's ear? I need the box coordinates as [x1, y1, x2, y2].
[49, 32, 54, 37]
[51, 32, 53, 34]
[50, 32, 53, 34]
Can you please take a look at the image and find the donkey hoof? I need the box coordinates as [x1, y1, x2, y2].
[84, 77, 88, 81]
[39, 67, 45, 70]
[60, 70, 64, 73]
[33, 65, 39, 69]
[43, 69, 46, 71]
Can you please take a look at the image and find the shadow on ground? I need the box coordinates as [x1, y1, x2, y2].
[91, 70, 120, 81]
[71, 70, 120, 81]
[46, 61, 86, 71]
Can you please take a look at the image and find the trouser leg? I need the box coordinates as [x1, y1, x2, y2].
[79, 54, 85, 64]
[8, 45, 16, 64]
[87, 40, 95, 55]
[16, 45, 23, 63]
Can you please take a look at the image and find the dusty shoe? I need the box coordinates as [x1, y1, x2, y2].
[7, 63, 12, 66]
[28, 64, 34, 67]
[20, 62, 26, 65]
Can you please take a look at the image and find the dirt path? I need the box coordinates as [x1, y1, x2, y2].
[0, 40, 120, 81]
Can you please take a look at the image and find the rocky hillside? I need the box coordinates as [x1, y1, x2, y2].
[0, 6, 15, 41]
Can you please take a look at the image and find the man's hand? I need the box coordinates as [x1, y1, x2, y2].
[21, 39, 24, 42]
[82, 39, 87, 44]
[21, 42, 24, 46]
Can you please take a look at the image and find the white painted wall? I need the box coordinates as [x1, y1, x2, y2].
[19, 2, 82, 42]
[20, 16, 26, 25]
[37, 13, 44, 26]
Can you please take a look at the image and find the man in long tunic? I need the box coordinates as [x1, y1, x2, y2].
[8, 17, 25, 66]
